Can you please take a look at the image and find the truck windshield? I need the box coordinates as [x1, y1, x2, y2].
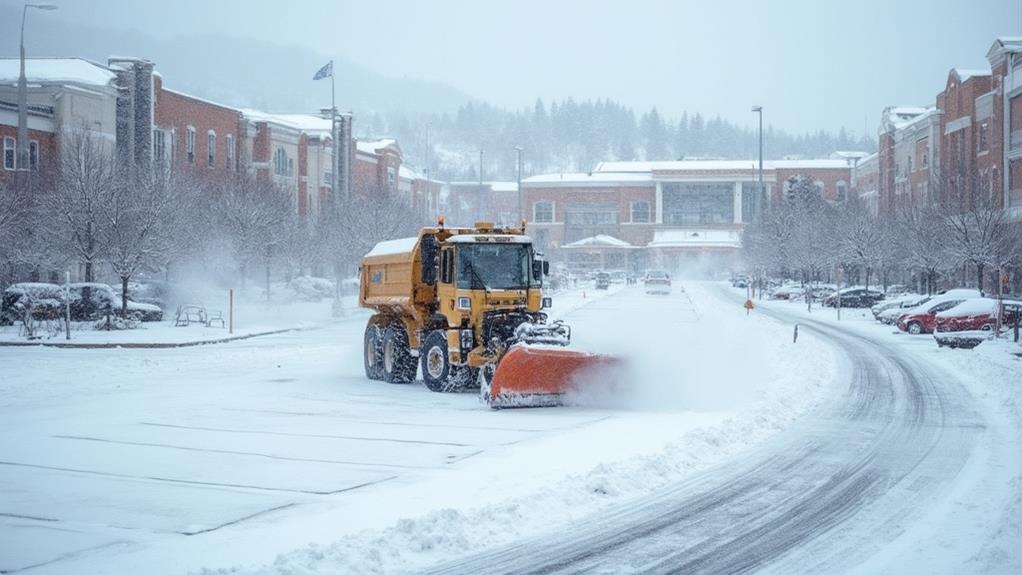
[456, 243, 531, 290]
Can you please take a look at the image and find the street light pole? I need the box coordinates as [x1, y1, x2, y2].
[514, 146, 523, 223]
[17, 3, 58, 187]
[477, 149, 484, 221]
[752, 106, 764, 219]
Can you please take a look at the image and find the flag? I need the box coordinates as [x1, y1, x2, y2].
[313, 61, 333, 81]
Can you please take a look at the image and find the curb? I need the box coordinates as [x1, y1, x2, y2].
[0, 328, 302, 349]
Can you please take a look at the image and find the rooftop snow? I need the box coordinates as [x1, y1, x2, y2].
[356, 139, 397, 155]
[647, 229, 741, 248]
[594, 159, 850, 173]
[952, 68, 991, 82]
[522, 172, 653, 186]
[0, 58, 115, 87]
[562, 235, 634, 249]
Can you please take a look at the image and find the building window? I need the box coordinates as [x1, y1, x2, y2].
[153, 129, 165, 163]
[225, 134, 234, 169]
[288, 158, 294, 178]
[186, 127, 196, 164]
[979, 122, 989, 151]
[169, 129, 176, 165]
[28, 140, 39, 170]
[533, 201, 554, 223]
[387, 167, 396, 188]
[324, 171, 333, 188]
[922, 146, 928, 167]
[907, 155, 912, 174]
[273, 147, 288, 176]
[207, 131, 216, 168]
[3, 137, 14, 170]
[630, 201, 650, 223]
[836, 181, 847, 202]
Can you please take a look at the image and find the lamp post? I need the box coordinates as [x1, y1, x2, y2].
[751, 106, 763, 219]
[17, 3, 58, 186]
[477, 149, 484, 221]
[514, 146, 523, 223]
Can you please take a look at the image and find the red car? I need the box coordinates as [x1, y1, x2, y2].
[897, 299, 965, 334]
[933, 298, 1021, 348]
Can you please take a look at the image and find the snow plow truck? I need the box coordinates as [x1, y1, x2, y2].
[360, 220, 614, 408]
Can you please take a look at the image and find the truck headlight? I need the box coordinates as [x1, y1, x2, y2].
[541, 297, 552, 309]
[460, 329, 474, 350]
[458, 297, 471, 310]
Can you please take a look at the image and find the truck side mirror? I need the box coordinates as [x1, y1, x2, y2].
[543, 261, 550, 276]
[421, 235, 438, 285]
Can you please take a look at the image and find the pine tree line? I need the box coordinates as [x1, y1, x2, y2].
[365, 99, 877, 182]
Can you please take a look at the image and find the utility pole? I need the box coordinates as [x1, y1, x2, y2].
[477, 149, 484, 221]
[17, 3, 58, 189]
[514, 146, 523, 222]
[752, 106, 764, 218]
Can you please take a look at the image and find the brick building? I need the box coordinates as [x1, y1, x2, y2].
[988, 37, 1022, 223]
[874, 106, 940, 215]
[446, 181, 520, 227]
[153, 77, 242, 176]
[522, 159, 853, 273]
[0, 58, 120, 188]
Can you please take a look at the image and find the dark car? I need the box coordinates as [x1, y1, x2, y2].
[823, 288, 885, 308]
[594, 271, 611, 290]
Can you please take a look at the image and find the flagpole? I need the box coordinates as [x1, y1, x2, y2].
[330, 60, 338, 214]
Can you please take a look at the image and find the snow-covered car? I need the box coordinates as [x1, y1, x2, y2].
[822, 287, 884, 308]
[68, 283, 163, 322]
[879, 289, 984, 325]
[897, 298, 967, 335]
[0, 283, 67, 325]
[770, 285, 804, 300]
[643, 270, 671, 295]
[932, 298, 1022, 348]
[871, 293, 927, 320]
[594, 271, 611, 290]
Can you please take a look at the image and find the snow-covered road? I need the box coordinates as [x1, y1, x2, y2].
[0, 281, 911, 574]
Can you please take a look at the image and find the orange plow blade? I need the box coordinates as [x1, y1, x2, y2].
[487, 345, 622, 408]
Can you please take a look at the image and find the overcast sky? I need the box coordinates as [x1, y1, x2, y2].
[23, 0, 1022, 136]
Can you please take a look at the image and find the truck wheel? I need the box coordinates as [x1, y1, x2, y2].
[383, 325, 417, 384]
[364, 323, 383, 380]
[421, 330, 454, 392]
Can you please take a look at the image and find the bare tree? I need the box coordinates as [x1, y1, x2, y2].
[837, 195, 896, 290]
[103, 169, 178, 316]
[48, 127, 118, 282]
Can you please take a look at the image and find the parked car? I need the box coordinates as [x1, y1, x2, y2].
[933, 298, 1020, 348]
[607, 270, 629, 284]
[882, 289, 983, 326]
[1, 282, 163, 324]
[644, 269, 671, 295]
[871, 293, 927, 320]
[69, 283, 163, 322]
[897, 299, 967, 334]
[770, 285, 805, 300]
[822, 287, 885, 308]
[0, 283, 67, 325]
[594, 271, 611, 290]
[730, 274, 749, 288]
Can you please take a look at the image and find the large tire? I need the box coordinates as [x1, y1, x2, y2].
[364, 323, 384, 380]
[383, 325, 418, 384]
[421, 330, 454, 392]
[907, 321, 923, 335]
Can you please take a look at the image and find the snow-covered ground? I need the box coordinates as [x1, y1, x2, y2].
[0, 282, 838, 574]
[745, 288, 1022, 573]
